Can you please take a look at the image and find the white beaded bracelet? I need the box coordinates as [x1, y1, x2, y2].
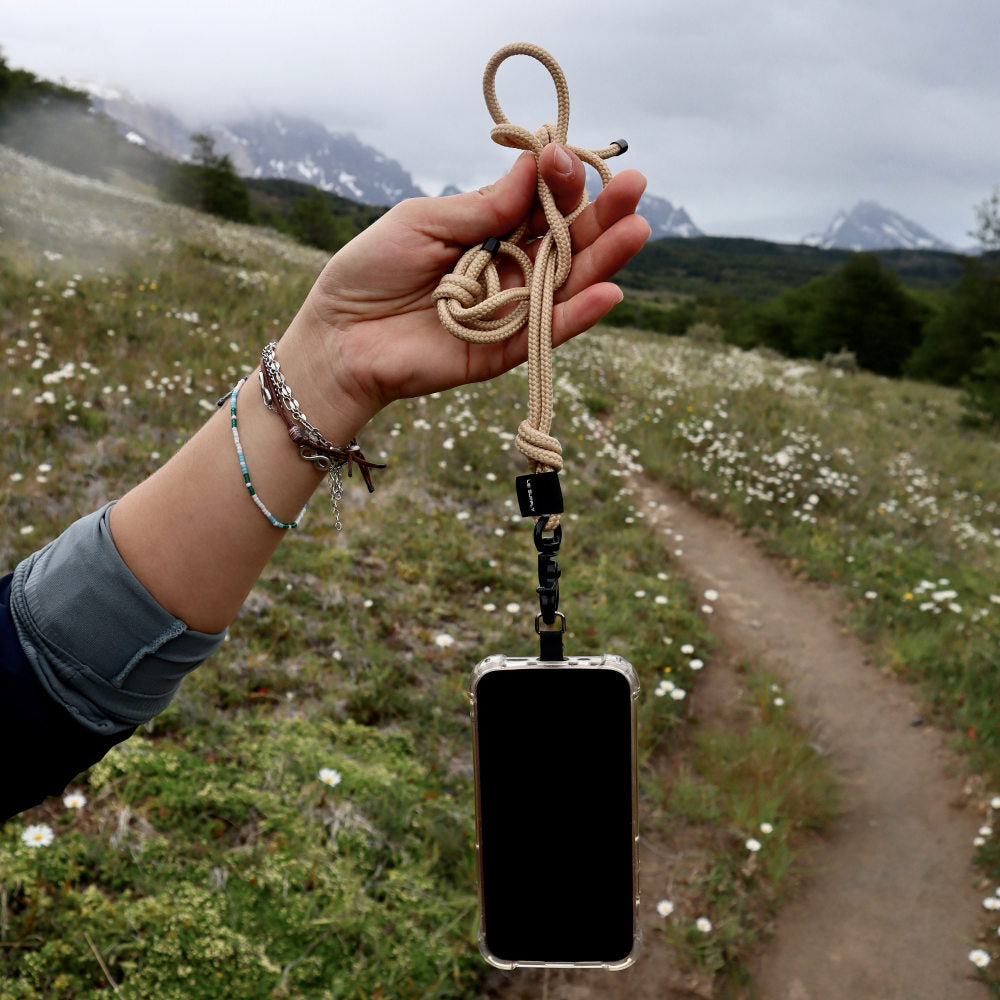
[228, 377, 308, 530]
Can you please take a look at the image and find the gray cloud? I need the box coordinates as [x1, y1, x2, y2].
[2, 0, 997, 245]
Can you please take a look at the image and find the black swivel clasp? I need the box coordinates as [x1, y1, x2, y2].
[533, 517, 565, 661]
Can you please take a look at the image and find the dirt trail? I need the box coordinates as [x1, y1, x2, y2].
[483, 483, 989, 1000]
[641, 484, 988, 999]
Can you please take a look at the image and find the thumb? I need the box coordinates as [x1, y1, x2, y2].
[422, 151, 539, 247]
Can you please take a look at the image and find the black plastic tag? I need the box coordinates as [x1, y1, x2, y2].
[515, 472, 564, 518]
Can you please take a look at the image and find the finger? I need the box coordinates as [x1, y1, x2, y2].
[556, 212, 651, 303]
[568, 168, 647, 253]
[529, 144, 587, 235]
[518, 166, 646, 269]
[551, 282, 625, 346]
[414, 151, 540, 250]
[469, 280, 624, 382]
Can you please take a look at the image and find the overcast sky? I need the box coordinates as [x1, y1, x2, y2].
[2, 0, 997, 246]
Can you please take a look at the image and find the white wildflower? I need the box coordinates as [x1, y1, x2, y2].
[21, 824, 54, 848]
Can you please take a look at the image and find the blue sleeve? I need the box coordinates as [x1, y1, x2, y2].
[0, 573, 133, 823]
[9, 503, 227, 735]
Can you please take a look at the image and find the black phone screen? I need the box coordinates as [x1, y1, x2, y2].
[472, 664, 636, 966]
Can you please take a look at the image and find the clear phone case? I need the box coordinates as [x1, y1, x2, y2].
[469, 653, 641, 971]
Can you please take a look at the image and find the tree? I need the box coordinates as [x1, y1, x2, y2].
[747, 255, 926, 375]
[971, 185, 1000, 252]
[165, 133, 253, 223]
[906, 255, 1000, 385]
[288, 189, 354, 252]
[960, 333, 1000, 427]
[801, 254, 927, 376]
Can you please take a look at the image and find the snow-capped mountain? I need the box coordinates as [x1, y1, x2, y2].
[207, 115, 424, 206]
[86, 87, 698, 222]
[84, 90, 424, 207]
[805, 201, 953, 252]
[81, 83, 194, 159]
[639, 192, 703, 239]
[585, 179, 702, 239]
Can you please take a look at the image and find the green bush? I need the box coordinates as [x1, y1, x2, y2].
[961, 332, 1000, 426]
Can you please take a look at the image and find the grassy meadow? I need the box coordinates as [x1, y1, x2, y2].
[0, 144, 997, 996]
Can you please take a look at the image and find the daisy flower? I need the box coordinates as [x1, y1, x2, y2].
[319, 768, 342, 788]
[63, 791, 87, 809]
[695, 917, 712, 933]
[656, 900, 674, 917]
[21, 824, 54, 848]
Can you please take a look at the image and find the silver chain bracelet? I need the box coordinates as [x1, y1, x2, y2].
[256, 341, 385, 530]
[259, 341, 339, 452]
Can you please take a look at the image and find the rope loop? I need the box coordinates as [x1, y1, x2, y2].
[434, 42, 628, 526]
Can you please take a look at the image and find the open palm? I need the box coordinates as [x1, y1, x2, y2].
[294, 145, 650, 422]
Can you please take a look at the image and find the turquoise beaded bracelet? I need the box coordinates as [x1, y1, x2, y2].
[229, 377, 308, 530]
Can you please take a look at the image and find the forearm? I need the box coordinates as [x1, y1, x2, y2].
[109, 311, 370, 635]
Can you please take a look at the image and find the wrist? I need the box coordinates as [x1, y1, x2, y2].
[273, 297, 382, 445]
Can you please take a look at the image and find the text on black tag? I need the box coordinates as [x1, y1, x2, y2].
[515, 472, 564, 518]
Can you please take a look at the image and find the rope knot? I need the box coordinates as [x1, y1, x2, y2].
[431, 240, 533, 343]
[516, 420, 563, 473]
[434, 42, 628, 495]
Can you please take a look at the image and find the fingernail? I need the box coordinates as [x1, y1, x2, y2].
[508, 151, 533, 173]
[553, 144, 573, 176]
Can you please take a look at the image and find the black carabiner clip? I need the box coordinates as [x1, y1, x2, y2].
[533, 516, 562, 555]
[536, 551, 561, 625]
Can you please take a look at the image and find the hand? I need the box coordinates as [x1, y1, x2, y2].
[280, 144, 651, 433]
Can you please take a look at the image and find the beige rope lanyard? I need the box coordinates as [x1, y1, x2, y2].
[433, 42, 628, 655]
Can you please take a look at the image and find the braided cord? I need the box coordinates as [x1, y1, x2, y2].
[432, 42, 625, 527]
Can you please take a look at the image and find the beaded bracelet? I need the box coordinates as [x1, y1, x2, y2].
[229, 377, 308, 530]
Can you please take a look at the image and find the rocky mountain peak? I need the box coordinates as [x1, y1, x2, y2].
[805, 201, 953, 252]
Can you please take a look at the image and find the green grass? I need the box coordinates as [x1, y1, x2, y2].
[1, 146, 788, 998]
[1, 143, 960, 997]
[651, 668, 838, 991]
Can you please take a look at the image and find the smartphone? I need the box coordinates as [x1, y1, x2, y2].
[469, 654, 640, 970]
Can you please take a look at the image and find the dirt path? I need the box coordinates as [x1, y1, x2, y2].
[641, 484, 988, 999]
[483, 483, 989, 1000]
